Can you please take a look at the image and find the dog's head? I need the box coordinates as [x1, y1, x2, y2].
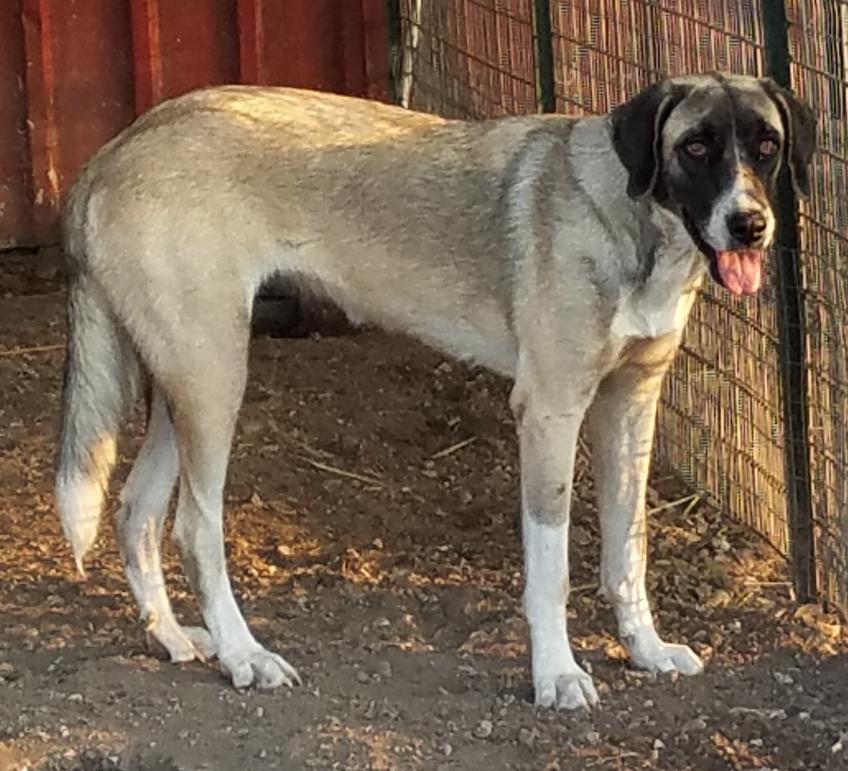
[611, 73, 815, 296]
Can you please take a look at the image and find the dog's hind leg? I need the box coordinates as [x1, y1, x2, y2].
[162, 322, 299, 690]
[116, 387, 215, 663]
[588, 348, 703, 678]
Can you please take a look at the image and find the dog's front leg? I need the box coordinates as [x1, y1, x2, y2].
[512, 383, 598, 710]
[588, 355, 703, 677]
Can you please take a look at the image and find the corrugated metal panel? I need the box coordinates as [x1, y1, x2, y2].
[0, 0, 389, 248]
[22, 0, 136, 244]
[0, 2, 33, 248]
[131, 0, 239, 112]
[236, 0, 388, 97]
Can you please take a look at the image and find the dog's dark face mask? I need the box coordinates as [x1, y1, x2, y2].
[611, 74, 816, 297]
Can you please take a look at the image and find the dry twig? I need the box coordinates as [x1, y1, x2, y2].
[431, 436, 476, 459]
[298, 456, 383, 488]
[0, 343, 63, 358]
[647, 493, 700, 516]
[586, 753, 641, 768]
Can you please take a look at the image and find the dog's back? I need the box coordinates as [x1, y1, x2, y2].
[60, 86, 577, 387]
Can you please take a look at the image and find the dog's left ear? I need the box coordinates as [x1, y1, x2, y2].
[611, 81, 689, 200]
[761, 79, 817, 199]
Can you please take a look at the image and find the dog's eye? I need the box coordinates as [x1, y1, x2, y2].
[684, 140, 708, 157]
[759, 138, 779, 158]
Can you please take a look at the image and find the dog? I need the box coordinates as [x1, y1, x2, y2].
[55, 73, 814, 709]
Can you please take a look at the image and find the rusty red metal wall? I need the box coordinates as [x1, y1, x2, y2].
[0, 0, 34, 247]
[0, 0, 389, 248]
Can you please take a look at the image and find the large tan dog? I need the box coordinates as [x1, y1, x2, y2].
[55, 73, 814, 709]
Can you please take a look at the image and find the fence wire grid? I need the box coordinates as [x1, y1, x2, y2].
[393, 0, 848, 614]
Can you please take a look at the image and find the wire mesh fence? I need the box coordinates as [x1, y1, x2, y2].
[395, 0, 537, 117]
[787, 1, 848, 611]
[393, 0, 848, 615]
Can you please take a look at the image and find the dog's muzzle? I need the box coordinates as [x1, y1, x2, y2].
[683, 211, 766, 298]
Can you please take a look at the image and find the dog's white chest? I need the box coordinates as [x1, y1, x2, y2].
[611, 288, 693, 340]
[610, 251, 701, 341]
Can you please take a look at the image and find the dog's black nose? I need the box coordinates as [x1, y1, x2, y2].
[727, 211, 767, 246]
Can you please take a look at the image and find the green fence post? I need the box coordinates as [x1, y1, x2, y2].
[762, 0, 818, 603]
[532, 0, 555, 113]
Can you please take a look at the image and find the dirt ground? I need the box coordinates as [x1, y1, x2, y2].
[1, 253, 847, 771]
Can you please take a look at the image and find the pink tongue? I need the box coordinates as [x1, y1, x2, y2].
[716, 250, 763, 296]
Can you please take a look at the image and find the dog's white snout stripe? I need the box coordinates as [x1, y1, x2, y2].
[706, 169, 775, 250]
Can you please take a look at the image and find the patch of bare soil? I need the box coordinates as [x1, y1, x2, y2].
[1, 256, 847, 770]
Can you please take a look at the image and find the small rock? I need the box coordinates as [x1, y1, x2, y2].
[653, 738, 666, 750]
[380, 703, 400, 720]
[571, 525, 592, 547]
[681, 717, 707, 733]
[474, 719, 494, 739]
[729, 706, 786, 721]
[705, 589, 732, 609]
[356, 670, 370, 684]
[585, 730, 601, 745]
[376, 660, 393, 678]
[518, 727, 538, 748]
[712, 534, 731, 552]
[440, 742, 453, 757]
[773, 671, 794, 686]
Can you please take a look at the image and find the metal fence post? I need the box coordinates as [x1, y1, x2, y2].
[385, 0, 403, 104]
[531, 0, 555, 113]
[762, 0, 818, 602]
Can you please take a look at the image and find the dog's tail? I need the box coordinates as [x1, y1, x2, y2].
[55, 177, 141, 577]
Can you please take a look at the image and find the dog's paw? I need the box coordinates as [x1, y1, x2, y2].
[625, 627, 704, 676]
[534, 664, 599, 710]
[180, 626, 216, 661]
[220, 644, 301, 690]
[146, 618, 216, 664]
